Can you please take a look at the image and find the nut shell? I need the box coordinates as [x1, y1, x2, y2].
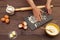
[12, 31, 16, 36]
[9, 34, 13, 38]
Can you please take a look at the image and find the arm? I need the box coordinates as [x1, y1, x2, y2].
[26, 0, 36, 9]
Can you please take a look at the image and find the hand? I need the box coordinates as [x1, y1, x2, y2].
[45, 5, 52, 14]
[33, 8, 42, 21]
[26, 0, 42, 21]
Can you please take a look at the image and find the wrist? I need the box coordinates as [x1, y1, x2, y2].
[46, 4, 51, 8]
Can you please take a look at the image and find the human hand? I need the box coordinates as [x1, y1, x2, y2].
[33, 8, 42, 21]
[45, 5, 52, 14]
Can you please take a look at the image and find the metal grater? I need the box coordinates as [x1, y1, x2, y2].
[24, 8, 53, 30]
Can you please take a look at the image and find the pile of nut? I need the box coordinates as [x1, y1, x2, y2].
[1, 15, 10, 24]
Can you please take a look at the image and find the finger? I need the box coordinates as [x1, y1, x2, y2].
[48, 9, 52, 14]
[35, 16, 41, 21]
[39, 11, 42, 19]
[36, 13, 41, 21]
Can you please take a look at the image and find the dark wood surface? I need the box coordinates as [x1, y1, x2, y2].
[0, 0, 60, 40]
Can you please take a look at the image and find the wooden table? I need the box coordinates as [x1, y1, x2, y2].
[0, 0, 60, 40]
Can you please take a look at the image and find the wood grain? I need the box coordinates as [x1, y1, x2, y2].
[0, 0, 60, 40]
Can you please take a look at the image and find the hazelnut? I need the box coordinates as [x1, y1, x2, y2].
[5, 19, 10, 23]
[22, 21, 27, 26]
[4, 15, 9, 19]
[18, 24, 23, 28]
[1, 18, 5, 22]
[23, 25, 27, 29]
